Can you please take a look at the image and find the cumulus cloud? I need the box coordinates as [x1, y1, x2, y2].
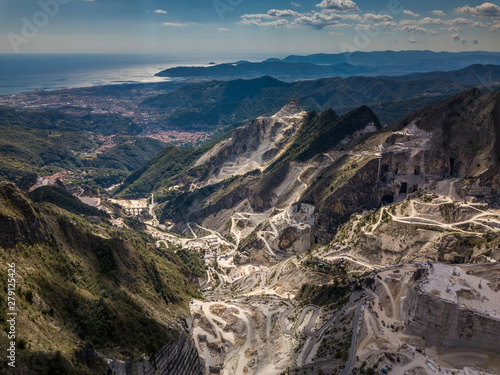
[491, 21, 500, 31]
[316, 0, 359, 11]
[376, 21, 398, 27]
[399, 25, 438, 35]
[446, 27, 464, 33]
[242, 9, 301, 20]
[267, 9, 301, 17]
[399, 17, 444, 25]
[355, 24, 375, 32]
[291, 2, 301, 6]
[432, 10, 446, 17]
[456, 2, 500, 18]
[341, 14, 362, 21]
[447, 17, 488, 27]
[363, 13, 393, 22]
[240, 18, 289, 27]
[154, 9, 167, 14]
[400, 16, 488, 28]
[403, 10, 420, 17]
[292, 11, 342, 29]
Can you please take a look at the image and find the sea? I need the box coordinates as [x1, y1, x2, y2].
[0, 53, 276, 95]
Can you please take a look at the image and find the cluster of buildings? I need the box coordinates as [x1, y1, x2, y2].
[0, 88, 213, 146]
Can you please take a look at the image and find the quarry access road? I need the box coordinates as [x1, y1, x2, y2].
[340, 296, 367, 375]
[323, 253, 382, 270]
[389, 201, 500, 235]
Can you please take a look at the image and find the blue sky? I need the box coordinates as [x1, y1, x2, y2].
[0, 0, 499, 54]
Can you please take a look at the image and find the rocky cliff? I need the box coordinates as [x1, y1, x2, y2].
[402, 263, 500, 357]
[192, 99, 306, 188]
[109, 333, 204, 375]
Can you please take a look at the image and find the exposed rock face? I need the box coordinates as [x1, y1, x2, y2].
[305, 89, 500, 243]
[194, 100, 307, 187]
[402, 264, 500, 355]
[386, 89, 500, 197]
[303, 157, 381, 244]
[108, 333, 204, 375]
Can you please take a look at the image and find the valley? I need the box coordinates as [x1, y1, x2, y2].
[71, 91, 500, 375]
[1, 60, 500, 375]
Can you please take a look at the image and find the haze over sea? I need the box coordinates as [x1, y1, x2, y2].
[0, 53, 276, 95]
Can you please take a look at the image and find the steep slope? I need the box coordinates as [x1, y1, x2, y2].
[156, 103, 382, 254]
[302, 88, 500, 243]
[153, 89, 500, 263]
[191, 99, 307, 187]
[115, 145, 205, 198]
[0, 182, 204, 374]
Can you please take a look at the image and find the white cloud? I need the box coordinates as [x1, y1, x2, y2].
[399, 16, 487, 28]
[267, 9, 301, 17]
[292, 11, 342, 29]
[456, 3, 500, 18]
[403, 10, 420, 17]
[399, 25, 438, 35]
[162, 22, 188, 27]
[341, 14, 362, 21]
[447, 17, 488, 27]
[327, 22, 350, 28]
[291, 2, 301, 7]
[154, 9, 167, 14]
[432, 10, 446, 17]
[240, 18, 289, 27]
[218, 27, 229, 32]
[316, 0, 359, 11]
[241, 13, 270, 19]
[400, 17, 443, 26]
[376, 21, 398, 27]
[491, 21, 500, 31]
[446, 27, 464, 33]
[355, 24, 375, 31]
[242, 9, 301, 20]
[363, 13, 393, 22]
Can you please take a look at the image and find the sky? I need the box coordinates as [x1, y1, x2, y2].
[0, 0, 499, 55]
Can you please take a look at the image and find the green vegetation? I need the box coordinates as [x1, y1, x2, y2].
[115, 145, 205, 198]
[0, 182, 201, 373]
[0, 123, 91, 182]
[296, 282, 350, 307]
[142, 74, 471, 131]
[0, 107, 139, 136]
[176, 249, 206, 278]
[0, 108, 166, 188]
[269, 105, 380, 172]
[29, 186, 109, 218]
